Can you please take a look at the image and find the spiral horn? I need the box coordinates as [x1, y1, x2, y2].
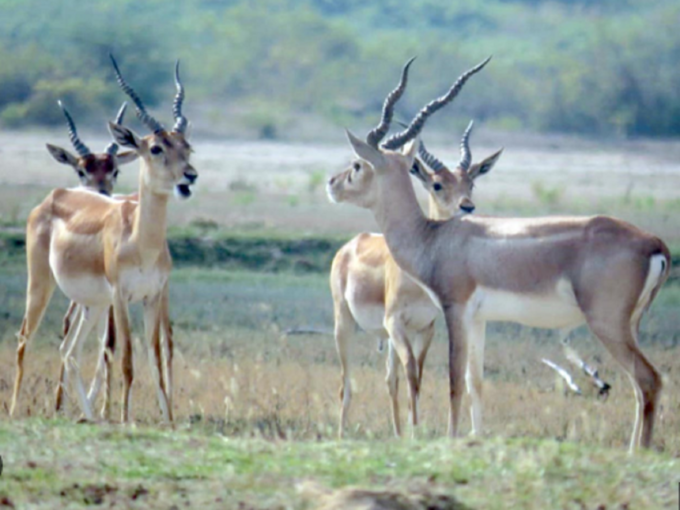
[381, 56, 491, 150]
[109, 53, 164, 134]
[365, 57, 416, 148]
[104, 102, 128, 155]
[58, 100, 91, 157]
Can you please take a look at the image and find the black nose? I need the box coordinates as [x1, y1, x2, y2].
[184, 171, 197, 184]
[328, 176, 336, 185]
[460, 205, 475, 213]
[99, 189, 110, 196]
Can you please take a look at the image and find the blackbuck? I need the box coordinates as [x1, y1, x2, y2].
[10, 56, 196, 423]
[328, 59, 670, 451]
[47, 101, 174, 421]
[331, 111, 502, 437]
[47, 100, 135, 417]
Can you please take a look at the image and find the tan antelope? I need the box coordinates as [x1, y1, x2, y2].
[48, 100, 176, 421]
[328, 59, 670, 451]
[46, 100, 136, 417]
[10, 56, 196, 423]
[331, 117, 502, 438]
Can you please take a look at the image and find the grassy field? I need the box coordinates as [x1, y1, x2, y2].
[0, 419, 678, 509]
[0, 132, 679, 508]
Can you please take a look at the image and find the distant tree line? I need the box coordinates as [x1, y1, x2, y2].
[0, 0, 677, 137]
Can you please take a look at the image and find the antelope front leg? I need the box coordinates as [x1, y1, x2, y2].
[465, 319, 486, 436]
[385, 339, 401, 437]
[443, 303, 469, 438]
[113, 291, 134, 423]
[159, 283, 174, 414]
[62, 305, 106, 421]
[144, 294, 172, 423]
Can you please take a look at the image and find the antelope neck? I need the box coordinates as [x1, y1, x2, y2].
[132, 161, 169, 260]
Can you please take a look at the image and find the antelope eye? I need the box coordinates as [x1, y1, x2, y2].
[353, 162, 361, 172]
[150, 145, 163, 155]
[433, 183, 443, 191]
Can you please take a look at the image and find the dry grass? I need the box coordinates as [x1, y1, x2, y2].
[2, 320, 679, 454]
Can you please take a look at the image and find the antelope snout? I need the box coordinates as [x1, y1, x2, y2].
[459, 197, 475, 213]
[183, 167, 197, 184]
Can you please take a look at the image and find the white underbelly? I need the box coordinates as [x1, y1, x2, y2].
[346, 298, 385, 334]
[399, 301, 438, 331]
[54, 274, 113, 306]
[473, 280, 585, 329]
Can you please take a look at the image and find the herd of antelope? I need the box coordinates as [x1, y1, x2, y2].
[6, 54, 670, 453]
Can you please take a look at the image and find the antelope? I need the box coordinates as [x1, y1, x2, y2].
[10, 56, 196, 423]
[328, 59, 670, 451]
[331, 110, 502, 437]
[48, 101, 176, 421]
[46, 100, 136, 417]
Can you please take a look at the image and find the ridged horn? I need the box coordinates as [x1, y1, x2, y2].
[366, 57, 416, 148]
[418, 140, 445, 172]
[459, 120, 474, 171]
[58, 100, 91, 157]
[105, 102, 128, 155]
[109, 53, 164, 134]
[172, 60, 188, 134]
[381, 56, 491, 150]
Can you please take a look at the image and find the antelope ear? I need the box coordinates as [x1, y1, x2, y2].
[401, 137, 419, 167]
[409, 159, 432, 185]
[469, 148, 503, 179]
[46, 144, 78, 168]
[108, 122, 141, 149]
[115, 150, 139, 166]
[346, 129, 386, 171]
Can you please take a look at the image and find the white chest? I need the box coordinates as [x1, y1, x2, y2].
[119, 266, 168, 303]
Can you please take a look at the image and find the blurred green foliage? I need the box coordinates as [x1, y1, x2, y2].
[0, 0, 678, 136]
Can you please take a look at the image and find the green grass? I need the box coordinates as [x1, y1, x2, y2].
[0, 419, 677, 509]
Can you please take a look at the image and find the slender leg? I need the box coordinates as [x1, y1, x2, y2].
[559, 327, 611, 398]
[465, 319, 486, 436]
[86, 308, 113, 415]
[159, 283, 173, 414]
[413, 322, 435, 397]
[101, 307, 116, 420]
[442, 303, 469, 438]
[585, 314, 662, 451]
[11, 270, 56, 417]
[112, 291, 134, 423]
[383, 314, 418, 438]
[144, 295, 171, 423]
[333, 302, 355, 438]
[56, 304, 83, 412]
[385, 338, 401, 437]
[63, 305, 106, 421]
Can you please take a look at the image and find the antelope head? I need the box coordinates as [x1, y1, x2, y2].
[328, 56, 492, 214]
[410, 121, 503, 219]
[327, 57, 414, 208]
[108, 56, 197, 199]
[46, 101, 138, 196]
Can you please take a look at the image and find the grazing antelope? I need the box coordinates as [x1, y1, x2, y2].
[47, 100, 136, 417]
[10, 56, 196, 423]
[328, 59, 670, 451]
[331, 117, 502, 438]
